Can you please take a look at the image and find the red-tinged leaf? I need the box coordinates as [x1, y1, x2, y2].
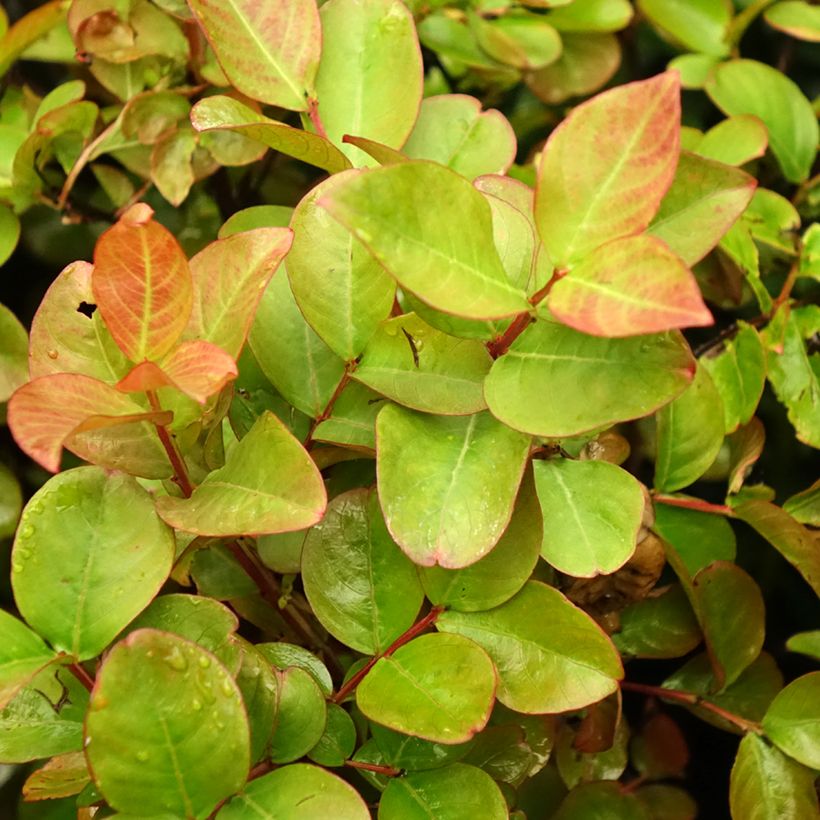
[184, 227, 293, 358]
[160, 341, 237, 403]
[92, 204, 193, 362]
[115, 361, 175, 395]
[7, 373, 170, 473]
[535, 72, 680, 267]
[187, 0, 321, 112]
[547, 235, 713, 337]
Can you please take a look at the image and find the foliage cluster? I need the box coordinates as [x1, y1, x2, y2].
[0, 0, 818, 817]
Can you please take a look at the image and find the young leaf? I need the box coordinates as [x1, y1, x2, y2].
[92, 204, 193, 362]
[648, 151, 757, 266]
[302, 488, 424, 654]
[545, 0, 634, 32]
[547, 235, 712, 337]
[286, 171, 395, 361]
[314, 0, 422, 167]
[484, 320, 694, 437]
[402, 95, 517, 181]
[705, 60, 819, 184]
[469, 11, 562, 71]
[269, 666, 327, 763]
[217, 764, 369, 819]
[184, 226, 294, 359]
[320, 161, 530, 320]
[0, 303, 27, 402]
[637, 0, 731, 56]
[784, 480, 820, 526]
[419, 470, 542, 612]
[655, 365, 725, 492]
[694, 116, 769, 167]
[307, 703, 356, 767]
[0, 203, 20, 267]
[535, 72, 680, 267]
[554, 781, 651, 819]
[85, 629, 250, 817]
[378, 763, 508, 820]
[12, 467, 174, 660]
[654, 504, 736, 578]
[533, 459, 644, 577]
[22, 751, 90, 802]
[370, 723, 475, 771]
[786, 631, 820, 660]
[191, 95, 352, 174]
[356, 633, 497, 744]
[437, 582, 623, 713]
[157, 412, 325, 536]
[257, 643, 333, 695]
[312, 381, 383, 452]
[730, 733, 819, 820]
[354, 313, 493, 415]
[0, 610, 56, 709]
[376, 405, 531, 568]
[762, 673, 820, 770]
[187, 0, 320, 111]
[234, 642, 280, 764]
[7, 373, 170, 474]
[765, 1, 820, 41]
[691, 561, 765, 690]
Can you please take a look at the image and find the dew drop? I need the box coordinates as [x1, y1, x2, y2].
[19, 524, 34, 539]
[220, 679, 234, 697]
[136, 750, 149, 762]
[84, 737, 92, 748]
[198, 655, 211, 669]
[47, 349, 58, 359]
[11, 561, 23, 573]
[163, 647, 188, 672]
[192, 699, 202, 712]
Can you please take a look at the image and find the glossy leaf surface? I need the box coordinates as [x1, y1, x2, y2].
[269, 666, 327, 763]
[762, 673, 820, 769]
[0, 610, 55, 709]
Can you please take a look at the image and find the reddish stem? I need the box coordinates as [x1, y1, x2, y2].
[146, 390, 195, 498]
[68, 662, 95, 692]
[307, 97, 329, 140]
[621, 681, 762, 734]
[345, 760, 401, 777]
[305, 369, 352, 450]
[332, 606, 443, 704]
[770, 260, 799, 316]
[653, 494, 735, 517]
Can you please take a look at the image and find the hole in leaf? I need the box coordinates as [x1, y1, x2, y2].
[77, 301, 97, 318]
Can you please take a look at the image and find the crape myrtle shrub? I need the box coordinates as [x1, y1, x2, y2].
[0, 0, 818, 817]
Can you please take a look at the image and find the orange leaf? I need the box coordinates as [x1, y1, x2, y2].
[535, 71, 680, 267]
[547, 235, 713, 337]
[184, 227, 293, 358]
[8, 373, 170, 473]
[92, 204, 193, 362]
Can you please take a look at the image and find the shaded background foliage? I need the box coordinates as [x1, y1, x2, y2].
[0, 0, 818, 816]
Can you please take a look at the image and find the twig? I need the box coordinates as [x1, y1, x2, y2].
[332, 606, 443, 704]
[653, 494, 735, 517]
[305, 366, 354, 450]
[68, 662, 95, 692]
[146, 390, 195, 498]
[306, 97, 329, 140]
[345, 760, 401, 777]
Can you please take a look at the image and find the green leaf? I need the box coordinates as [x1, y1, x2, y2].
[371, 723, 475, 771]
[376, 405, 530, 568]
[736, 500, 820, 598]
[12, 467, 174, 661]
[648, 151, 757, 266]
[0, 666, 87, 763]
[218, 764, 369, 819]
[742, 188, 800, 254]
[485, 320, 694, 437]
[257, 642, 333, 696]
[535, 72, 680, 267]
[157, 412, 327, 537]
[286, 171, 395, 361]
[547, 235, 712, 337]
[546, 0, 634, 32]
[22, 750, 90, 802]
[636, 784, 698, 820]
[187, 0, 320, 111]
[312, 381, 383, 452]
[655, 365, 725, 492]
[784, 480, 820, 526]
[763, 307, 820, 448]
[437, 581, 623, 713]
[357, 633, 496, 744]
[302, 488, 424, 654]
[190, 545, 257, 600]
[233, 642, 279, 764]
[307, 703, 356, 767]
[555, 713, 629, 788]
[250, 269, 346, 417]
[321, 161, 529, 320]
[354, 313, 492, 415]
[469, 12, 562, 71]
[0, 0, 68, 78]
[786, 630, 820, 660]
[765, 1, 820, 42]
[691, 561, 765, 690]
[693, 116, 769, 166]
[706, 59, 819, 184]
[613, 584, 702, 659]
[730, 733, 819, 820]
[554, 781, 651, 819]
[0, 610, 56, 709]
[219, 205, 293, 237]
[314, 0, 422, 167]
[151, 127, 196, 206]
[762, 673, 820, 769]
[419, 470, 542, 612]
[191, 96, 351, 174]
[0, 462, 22, 539]
[0, 202, 20, 266]
[653, 504, 736, 578]
[638, 0, 731, 56]
[85, 629, 250, 818]
[700, 323, 766, 433]
[534, 458, 644, 577]
[269, 666, 327, 763]
[526, 32, 621, 105]
[0, 302, 27, 402]
[378, 763, 507, 819]
[402, 95, 516, 181]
